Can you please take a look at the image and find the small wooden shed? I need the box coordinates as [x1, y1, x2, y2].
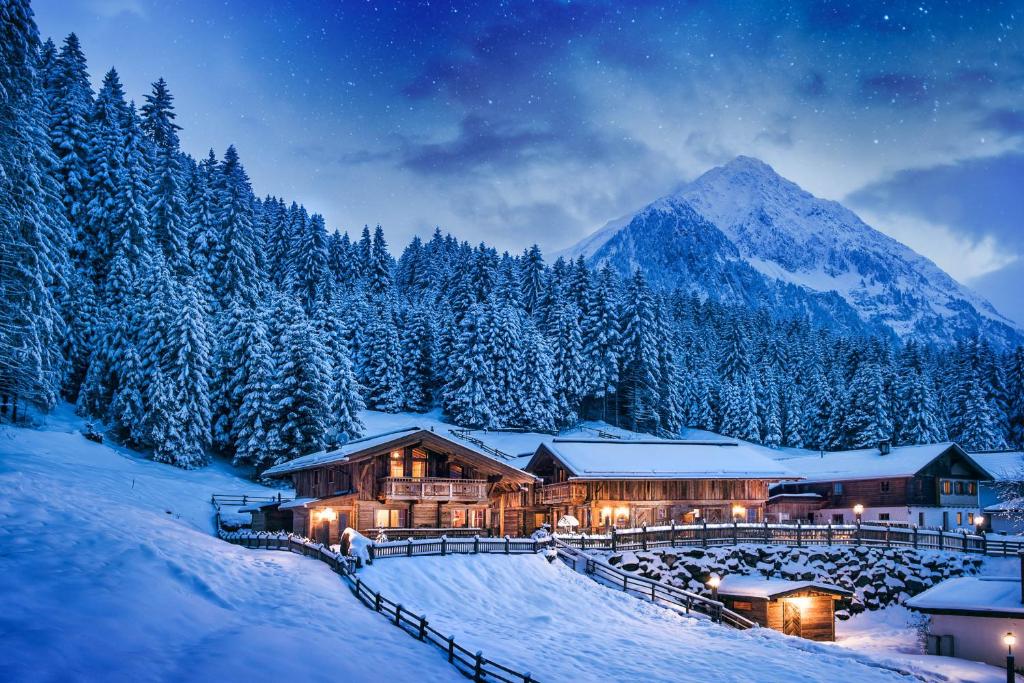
[716, 576, 850, 641]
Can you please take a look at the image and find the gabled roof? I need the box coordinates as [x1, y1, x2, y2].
[969, 450, 1024, 482]
[906, 577, 1024, 617]
[263, 427, 536, 482]
[527, 438, 796, 480]
[778, 442, 991, 483]
[717, 575, 850, 600]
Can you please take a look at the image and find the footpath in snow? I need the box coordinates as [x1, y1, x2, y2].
[363, 553, 926, 683]
[0, 406, 461, 683]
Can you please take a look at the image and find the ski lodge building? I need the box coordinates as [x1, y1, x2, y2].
[255, 428, 796, 542]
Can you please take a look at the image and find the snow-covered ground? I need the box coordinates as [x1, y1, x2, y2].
[0, 405, 461, 682]
[363, 553, 945, 682]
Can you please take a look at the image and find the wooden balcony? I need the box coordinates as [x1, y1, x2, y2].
[379, 477, 488, 502]
[538, 481, 588, 505]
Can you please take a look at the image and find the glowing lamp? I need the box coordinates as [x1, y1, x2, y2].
[707, 575, 721, 589]
[789, 596, 813, 612]
[1005, 632, 1016, 651]
[853, 504, 864, 515]
[315, 508, 338, 523]
[614, 506, 630, 520]
[732, 505, 747, 520]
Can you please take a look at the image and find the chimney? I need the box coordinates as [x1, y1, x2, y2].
[878, 439, 891, 456]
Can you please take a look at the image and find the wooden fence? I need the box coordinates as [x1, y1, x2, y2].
[553, 521, 1024, 557]
[552, 539, 756, 630]
[219, 530, 539, 683]
[368, 535, 545, 561]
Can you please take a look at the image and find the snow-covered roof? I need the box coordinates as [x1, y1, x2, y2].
[906, 577, 1024, 617]
[238, 500, 284, 513]
[717, 575, 850, 599]
[536, 439, 796, 480]
[263, 427, 536, 480]
[984, 497, 1024, 513]
[970, 451, 1024, 482]
[279, 497, 319, 510]
[767, 492, 822, 501]
[778, 443, 970, 483]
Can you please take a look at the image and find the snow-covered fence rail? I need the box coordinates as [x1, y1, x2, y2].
[554, 521, 1017, 555]
[552, 539, 757, 630]
[219, 529, 539, 683]
[368, 535, 547, 561]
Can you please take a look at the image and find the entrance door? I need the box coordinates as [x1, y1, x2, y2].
[317, 520, 330, 546]
[782, 601, 802, 637]
[338, 512, 349, 532]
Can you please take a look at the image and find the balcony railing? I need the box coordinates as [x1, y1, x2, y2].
[379, 477, 488, 502]
[538, 481, 588, 505]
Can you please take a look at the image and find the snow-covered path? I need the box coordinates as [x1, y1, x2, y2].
[363, 554, 921, 683]
[0, 409, 461, 683]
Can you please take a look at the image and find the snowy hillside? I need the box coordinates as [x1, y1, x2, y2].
[0, 407, 461, 683]
[562, 156, 1022, 347]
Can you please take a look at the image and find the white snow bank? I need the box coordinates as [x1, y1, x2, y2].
[0, 405, 460, 682]
[363, 554, 923, 682]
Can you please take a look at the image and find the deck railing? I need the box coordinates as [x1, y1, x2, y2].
[379, 476, 488, 501]
[553, 520, 1024, 555]
[219, 530, 540, 683]
[368, 535, 545, 561]
[536, 481, 588, 505]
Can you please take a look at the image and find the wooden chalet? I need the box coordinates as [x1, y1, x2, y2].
[716, 576, 850, 641]
[769, 441, 992, 530]
[520, 438, 795, 533]
[260, 427, 537, 543]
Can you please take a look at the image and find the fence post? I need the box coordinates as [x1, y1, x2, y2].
[938, 529, 944, 551]
[913, 525, 919, 549]
[885, 525, 891, 548]
[375, 592, 382, 612]
[441, 536, 447, 556]
[368, 544, 375, 563]
[732, 521, 738, 545]
[447, 636, 455, 663]
[982, 530, 988, 555]
[474, 535, 480, 554]
[611, 527, 618, 552]
[670, 520, 677, 546]
[642, 524, 648, 551]
[525, 672, 533, 683]
[701, 520, 707, 548]
[764, 519, 770, 545]
[855, 519, 861, 545]
[474, 651, 484, 682]
[395, 604, 403, 626]
[505, 535, 511, 554]
[408, 538, 414, 557]
[826, 522, 832, 546]
[796, 519, 802, 548]
[418, 617, 427, 641]
[962, 528, 968, 552]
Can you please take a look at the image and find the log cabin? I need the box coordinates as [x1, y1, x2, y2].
[521, 438, 795, 533]
[768, 441, 992, 530]
[260, 427, 538, 543]
[716, 576, 850, 641]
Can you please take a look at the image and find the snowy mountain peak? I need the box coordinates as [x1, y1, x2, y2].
[565, 157, 1022, 347]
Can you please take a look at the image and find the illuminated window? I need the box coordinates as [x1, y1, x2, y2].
[954, 481, 963, 495]
[389, 451, 405, 478]
[942, 481, 951, 495]
[968, 482, 976, 495]
[733, 601, 753, 611]
[968, 513, 975, 525]
[956, 512, 963, 525]
[470, 509, 485, 528]
[374, 509, 401, 528]
[450, 463, 464, 479]
[452, 509, 466, 528]
[412, 450, 428, 478]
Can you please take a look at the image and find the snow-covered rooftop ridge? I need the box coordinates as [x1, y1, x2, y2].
[776, 442, 960, 483]
[717, 574, 850, 599]
[906, 576, 1024, 615]
[968, 450, 1024, 481]
[543, 439, 796, 480]
[263, 427, 425, 476]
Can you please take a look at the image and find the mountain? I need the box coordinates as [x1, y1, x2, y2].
[562, 156, 1022, 347]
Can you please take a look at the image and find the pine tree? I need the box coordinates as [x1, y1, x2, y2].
[141, 78, 188, 273]
[292, 212, 330, 315]
[163, 280, 210, 467]
[368, 225, 393, 295]
[271, 312, 331, 463]
[1007, 347, 1024, 448]
[551, 300, 585, 426]
[400, 304, 435, 412]
[232, 305, 275, 466]
[518, 320, 557, 431]
[361, 298, 405, 412]
[583, 263, 621, 416]
[108, 341, 145, 446]
[215, 146, 259, 306]
[519, 244, 545, 316]
[443, 303, 494, 428]
[844, 361, 893, 448]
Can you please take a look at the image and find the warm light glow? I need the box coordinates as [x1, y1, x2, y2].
[314, 508, 338, 523]
[707, 575, 721, 589]
[732, 505, 746, 519]
[600, 506, 613, 521]
[1005, 632, 1016, 648]
[614, 506, 630, 520]
[789, 596, 813, 612]
[692, 508, 701, 518]
[853, 504, 864, 515]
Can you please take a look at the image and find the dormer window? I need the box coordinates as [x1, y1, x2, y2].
[389, 451, 405, 478]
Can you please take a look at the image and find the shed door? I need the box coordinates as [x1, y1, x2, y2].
[317, 520, 330, 546]
[782, 601, 802, 637]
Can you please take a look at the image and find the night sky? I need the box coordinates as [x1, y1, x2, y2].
[32, 0, 1024, 323]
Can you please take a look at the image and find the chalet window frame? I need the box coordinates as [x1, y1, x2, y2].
[968, 482, 977, 495]
[941, 480, 952, 495]
[879, 481, 890, 493]
[833, 482, 843, 496]
[956, 512, 962, 526]
[374, 508, 402, 528]
[389, 451, 404, 478]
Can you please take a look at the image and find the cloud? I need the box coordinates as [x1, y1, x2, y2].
[979, 109, 1024, 138]
[86, 0, 145, 18]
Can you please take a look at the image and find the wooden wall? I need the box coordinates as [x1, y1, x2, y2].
[723, 592, 837, 641]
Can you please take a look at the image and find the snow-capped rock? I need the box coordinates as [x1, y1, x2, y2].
[563, 156, 1022, 348]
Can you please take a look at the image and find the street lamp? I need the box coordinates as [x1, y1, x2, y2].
[1004, 632, 1015, 683]
[853, 504, 864, 524]
[707, 575, 721, 601]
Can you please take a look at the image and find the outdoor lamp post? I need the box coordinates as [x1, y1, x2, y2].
[853, 504, 864, 524]
[707, 575, 721, 601]
[1004, 632, 1016, 683]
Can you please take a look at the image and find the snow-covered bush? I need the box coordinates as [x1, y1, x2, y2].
[602, 544, 984, 616]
